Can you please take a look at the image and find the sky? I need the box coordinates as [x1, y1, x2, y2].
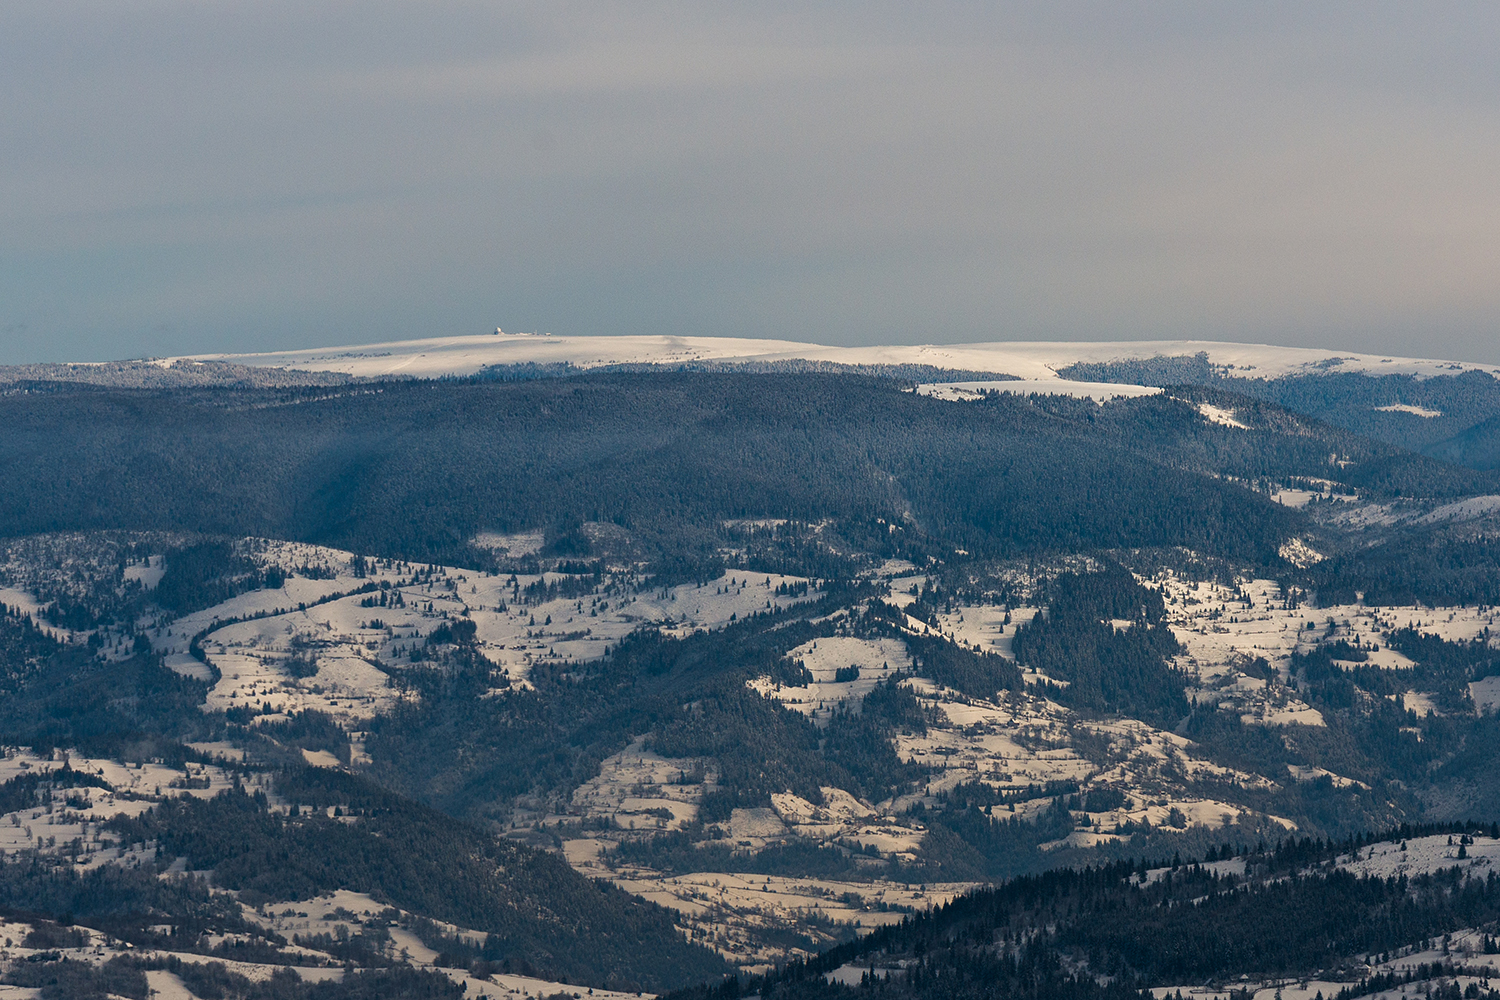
[4, 2, 1500, 365]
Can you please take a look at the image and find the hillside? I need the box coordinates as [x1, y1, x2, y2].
[667, 828, 1500, 1000]
[7, 371, 1493, 566]
[3, 361, 1500, 990]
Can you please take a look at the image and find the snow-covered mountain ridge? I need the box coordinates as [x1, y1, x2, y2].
[182, 333, 1500, 384]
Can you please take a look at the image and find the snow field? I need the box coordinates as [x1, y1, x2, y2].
[771, 787, 874, 828]
[1417, 496, 1500, 525]
[637, 572, 821, 633]
[894, 683, 1089, 795]
[147, 540, 457, 663]
[0, 588, 48, 620]
[721, 580, 1306, 873]
[1274, 490, 1343, 508]
[558, 744, 958, 968]
[1287, 764, 1368, 789]
[1470, 676, 1500, 713]
[160, 557, 820, 738]
[1337, 834, 1500, 881]
[565, 738, 718, 832]
[891, 683, 1291, 843]
[1278, 537, 1327, 567]
[0, 884, 633, 1000]
[748, 636, 910, 726]
[1196, 402, 1250, 429]
[199, 648, 396, 729]
[0, 749, 249, 866]
[1332, 495, 1500, 530]
[188, 333, 1500, 385]
[916, 380, 1163, 402]
[164, 652, 214, 681]
[931, 604, 1038, 660]
[1377, 403, 1445, 417]
[122, 554, 166, 589]
[872, 559, 921, 577]
[1366, 926, 1500, 988]
[470, 530, 545, 558]
[1150, 575, 1498, 730]
[0, 586, 76, 646]
[587, 866, 977, 971]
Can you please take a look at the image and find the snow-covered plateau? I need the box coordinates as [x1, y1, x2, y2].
[183, 333, 1500, 384]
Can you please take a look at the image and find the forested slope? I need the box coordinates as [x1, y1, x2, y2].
[669, 832, 1500, 1000]
[1, 372, 1442, 567]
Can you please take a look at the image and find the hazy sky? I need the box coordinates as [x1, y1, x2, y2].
[4, 2, 1500, 364]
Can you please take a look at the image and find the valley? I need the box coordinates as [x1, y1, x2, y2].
[2, 354, 1500, 997]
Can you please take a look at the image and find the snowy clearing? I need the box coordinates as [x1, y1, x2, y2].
[917, 380, 1163, 402]
[1417, 496, 1500, 524]
[1196, 402, 1250, 429]
[1375, 403, 1443, 417]
[1336, 833, 1500, 881]
[749, 637, 911, 725]
[0, 748, 252, 865]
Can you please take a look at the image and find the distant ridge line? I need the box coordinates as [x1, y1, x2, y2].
[8, 335, 1500, 388]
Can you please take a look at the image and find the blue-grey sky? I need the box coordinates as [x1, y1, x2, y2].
[4, 2, 1500, 364]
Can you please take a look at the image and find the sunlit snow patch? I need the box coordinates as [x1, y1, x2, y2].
[1287, 764, 1368, 789]
[470, 530, 545, 557]
[1278, 537, 1324, 567]
[1375, 402, 1443, 417]
[1471, 676, 1500, 714]
[568, 737, 717, 831]
[749, 637, 910, 726]
[917, 380, 1162, 402]
[122, 554, 165, 588]
[1196, 402, 1249, 429]
[1337, 833, 1500, 880]
[185, 333, 1500, 383]
[1416, 495, 1500, 524]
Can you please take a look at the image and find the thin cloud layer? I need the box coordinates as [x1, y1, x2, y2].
[2, 2, 1498, 363]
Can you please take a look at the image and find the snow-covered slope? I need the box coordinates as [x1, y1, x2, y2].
[916, 379, 1164, 402]
[182, 333, 1500, 383]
